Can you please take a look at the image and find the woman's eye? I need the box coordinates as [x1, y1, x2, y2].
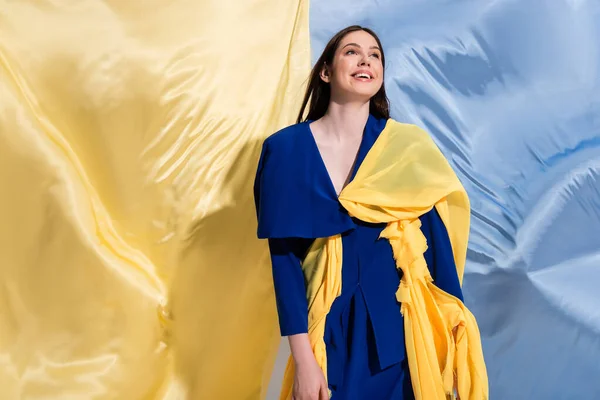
[371, 53, 380, 59]
[345, 50, 356, 55]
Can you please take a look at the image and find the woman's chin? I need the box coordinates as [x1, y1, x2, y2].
[333, 87, 380, 104]
[346, 90, 379, 103]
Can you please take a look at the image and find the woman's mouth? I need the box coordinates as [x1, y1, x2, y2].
[352, 72, 373, 81]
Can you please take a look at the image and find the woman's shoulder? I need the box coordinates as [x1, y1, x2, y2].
[385, 118, 426, 132]
[379, 119, 437, 148]
[263, 121, 308, 150]
[259, 122, 312, 166]
[256, 121, 311, 174]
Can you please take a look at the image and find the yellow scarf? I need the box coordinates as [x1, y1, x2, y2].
[279, 120, 488, 400]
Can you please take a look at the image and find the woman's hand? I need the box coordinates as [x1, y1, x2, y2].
[288, 333, 329, 400]
[292, 357, 329, 400]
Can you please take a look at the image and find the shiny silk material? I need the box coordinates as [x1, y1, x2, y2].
[273, 121, 487, 400]
[0, 1, 310, 399]
[309, 1, 600, 399]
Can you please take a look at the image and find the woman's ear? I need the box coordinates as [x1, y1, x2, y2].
[320, 63, 331, 83]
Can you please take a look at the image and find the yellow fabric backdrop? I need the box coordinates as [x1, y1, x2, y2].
[0, 1, 310, 398]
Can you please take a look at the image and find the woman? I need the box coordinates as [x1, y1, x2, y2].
[254, 26, 488, 400]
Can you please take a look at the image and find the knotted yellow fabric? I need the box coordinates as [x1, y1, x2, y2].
[279, 120, 488, 400]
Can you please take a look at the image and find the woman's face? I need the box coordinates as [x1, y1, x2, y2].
[322, 30, 384, 103]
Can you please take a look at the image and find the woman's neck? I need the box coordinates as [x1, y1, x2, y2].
[318, 101, 370, 142]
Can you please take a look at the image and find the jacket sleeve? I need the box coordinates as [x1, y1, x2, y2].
[268, 237, 312, 336]
[421, 207, 464, 302]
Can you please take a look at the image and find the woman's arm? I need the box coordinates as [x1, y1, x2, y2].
[421, 208, 464, 301]
[288, 333, 316, 365]
[421, 208, 464, 399]
[268, 238, 328, 399]
[268, 238, 311, 335]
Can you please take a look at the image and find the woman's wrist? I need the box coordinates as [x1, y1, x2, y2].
[288, 333, 316, 367]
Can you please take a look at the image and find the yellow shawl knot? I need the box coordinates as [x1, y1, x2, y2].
[280, 120, 488, 400]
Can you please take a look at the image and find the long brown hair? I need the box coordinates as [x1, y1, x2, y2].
[297, 25, 390, 123]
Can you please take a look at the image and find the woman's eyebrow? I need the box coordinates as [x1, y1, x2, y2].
[342, 43, 381, 51]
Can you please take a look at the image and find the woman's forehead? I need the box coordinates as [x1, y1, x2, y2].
[339, 31, 378, 48]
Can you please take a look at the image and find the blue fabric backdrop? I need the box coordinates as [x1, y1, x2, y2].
[310, 1, 600, 398]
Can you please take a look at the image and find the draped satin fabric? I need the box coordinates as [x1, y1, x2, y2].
[0, 1, 310, 398]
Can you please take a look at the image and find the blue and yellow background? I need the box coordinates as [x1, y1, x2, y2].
[0, 1, 599, 399]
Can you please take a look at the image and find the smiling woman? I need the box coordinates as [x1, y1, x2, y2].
[254, 26, 488, 400]
[297, 26, 389, 125]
